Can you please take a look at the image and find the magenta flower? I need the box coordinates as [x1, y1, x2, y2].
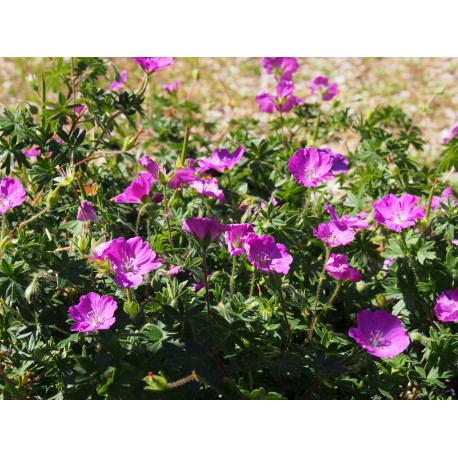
[383, 258, 396, 273]
[77, 200, 98, 222]
[434, 288, 458, 322]
[318, 147, 349, 174]
[430, 187, 457, 211]
[163, 79, 179, 94]
[443, 122, 458, 143]
[68, 292, 118, 332]
[325, 254, 362, 282]
[182, 217, 228, 248]
[104, 236, 162, 288]
[374, 194, 425, 233]
[256, 81, 303, 113]
[168, 168, 196, 189]
[326, 205, 369, 230]
[349, 309, 409, 358]
[244, 234, 293, 275]
[308, 76, 338, 101]
[452, 240, 458, 246]
[138, 156, 160, 181]
[260, 57, 300, 81]
[0, 177, 26, 214]
[23, 147, 41, 157]
[288, 147, 335, 187]
[224, 223, 255, 256]
[110, 70, 128, 91]
[92, 239, 119, 261]
[312, 222, 355, 247]
[138, 155, 195, 189]
[190, 178, 224, 204]
[134, 57, 174, 73]
[113, 172, 153, 204]
[198, 146, 244, 173]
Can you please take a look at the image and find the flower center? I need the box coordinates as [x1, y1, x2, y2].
[304, 167, 317, 180]
[121, 257, 137, 273]
[255, 252, 271, 268]
[392, 209, 406, 225]
[87, 310, 104, 326]
[369, 330, 386, 348]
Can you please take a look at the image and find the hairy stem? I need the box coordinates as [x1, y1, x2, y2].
[202, 250, 214, 339]
[135, 202, 151, 236]
[308, 247, 331, 340]
[311, 106, 322, 146]
[230, 256, 237, 296]
[163, 184, 174, 250]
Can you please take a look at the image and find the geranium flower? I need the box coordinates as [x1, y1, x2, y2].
[138, 155, 195, 189]
[104, 236, 163, 288]
[0, 177, 26, 214]
[255, 81, 303, 113]
[244, 234, 293, 275]
[348, 309, 410, 358]
[434, 288, 458, 322]
[68, 292, 118, 332]
[110, 70, 128, 91]
[163, 79, 179, 94]
[288, 147, 335, 187]
[23, 147, 41, 157]
[92, 239, 119, 261]
[325, 205, 369, 230]
[190, 178, 224, 203]
[312, 222, 355, 247]
[373, 194, 425, 232]
[382, 258, 396, 276]
[430, 187, 458, 211]
[197, 146, 244, 173]
[224, 223, 255, 256]
[308, 75, 338, 101]
[318, 147, 349, 174]
[77, 200, 98, 222]
[134, 57, 174, 73]
[113, 172, 153, 204]
[260, 57, 300, 81]
[182, 217, 228, 248]
[443, 122, 458, 143]
[325, 254, 362, 282]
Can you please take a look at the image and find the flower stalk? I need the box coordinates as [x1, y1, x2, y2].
[309, 246, 331, 341]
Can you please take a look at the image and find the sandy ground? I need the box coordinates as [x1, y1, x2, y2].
[1, 57, 458, 156]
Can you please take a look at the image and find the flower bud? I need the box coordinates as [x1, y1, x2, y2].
[356, 281, 367, 293]
[46, 187, 60, 208]
[376, 293, 386, 307]
[123, 299, 139, 317]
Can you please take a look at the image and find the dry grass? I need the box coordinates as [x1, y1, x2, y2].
[1, 57, 458, 156]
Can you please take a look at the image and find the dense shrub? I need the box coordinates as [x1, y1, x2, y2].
[0, 57, 456, 400]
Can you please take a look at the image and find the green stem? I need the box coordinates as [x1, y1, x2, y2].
[135, 202, 151, 236]
[202, 250, 214, 339]
[249, 270, 256, 297]
[277, 282, 292, 358]
[308, 247, 331, 341]
[279, 109, 285, 148]
[400, 231, 409, 256]
[162, 185, 174, 250]
[311, 106, 322, 146]
[18, 206, 50, 230]
[323, 281, 342, 313]
[1, 214, 7, 239]
[178, 126, 190, 168]
[230, 256, 237, 296]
